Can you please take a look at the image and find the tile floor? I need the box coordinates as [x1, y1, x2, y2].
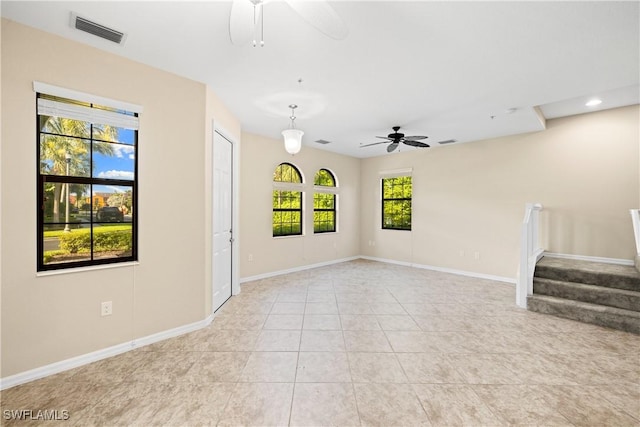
[2, 259, 639, 426]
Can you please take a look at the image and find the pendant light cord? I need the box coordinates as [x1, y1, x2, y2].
[289, 104, 297, 129]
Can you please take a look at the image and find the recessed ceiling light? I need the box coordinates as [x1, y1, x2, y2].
[585, 99, 602, 107]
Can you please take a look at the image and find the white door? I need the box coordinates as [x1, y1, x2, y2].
[213, 130, 233, 312]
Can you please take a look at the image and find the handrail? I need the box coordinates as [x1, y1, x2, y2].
[630, 209, 640, 257]
[516, 203, 544, 308]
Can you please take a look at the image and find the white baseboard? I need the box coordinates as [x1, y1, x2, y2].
[359, 255, 413, 268]
[0, 314, 214, 391]
[359, 256, 516, 284]
[240, 256, 360, 283]
[241, 255, 516, 285]
[543, 252, 634, 266]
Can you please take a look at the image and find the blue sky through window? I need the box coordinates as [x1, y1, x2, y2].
[93, 128, 135, 195]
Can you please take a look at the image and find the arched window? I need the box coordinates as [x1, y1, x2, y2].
[273, 162, 303, 236]
[314, 169, 337, 233]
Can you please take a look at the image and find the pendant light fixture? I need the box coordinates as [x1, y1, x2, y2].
[282, 104, 303, 154]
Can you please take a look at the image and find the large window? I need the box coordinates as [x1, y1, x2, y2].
[37, 92, 138, 271]
[314, 169, 337, 233]
[273, 163, 303, 237]
[382, 176, 412, 230]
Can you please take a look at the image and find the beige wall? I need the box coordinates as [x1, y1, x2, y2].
[360, 105, 640, 279]
[239, 133, 360, 279]
[0, 20, 240, 377]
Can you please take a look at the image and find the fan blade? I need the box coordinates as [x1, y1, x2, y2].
[403, 136, 428, 141]
[284, 0, 348, 40]
[360, 141, 390, 148]
[376, 136, 394, 141]
[402, 140, 430, 148]
[230, 0, 257, 45]
[387, 141, 400, 152]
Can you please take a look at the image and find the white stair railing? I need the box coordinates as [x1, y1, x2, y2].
[517, 203, 544, 308]
[630, 209, 640, 257]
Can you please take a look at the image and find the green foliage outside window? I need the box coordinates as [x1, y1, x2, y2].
[314, 169, 335, 187]
[274, 163, 302, 183]
[273, 163, 303, 236]
[314, 193, 335, 233]
[59, 226, 132, 254]
[313, 169, 336, 233]
[382, 176, 412, 230]
[273, 189, 302, 236]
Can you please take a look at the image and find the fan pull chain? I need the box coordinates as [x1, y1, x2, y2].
[252, 1, 265, 47]
[261, 3, 264, 47]
[252, 3, 256, 47]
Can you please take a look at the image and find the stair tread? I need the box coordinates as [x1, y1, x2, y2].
[534, 256, 640, 292]
[536, 257, 639, 279]
[533, 277, 640, 297]
[529, 294, 640, 317]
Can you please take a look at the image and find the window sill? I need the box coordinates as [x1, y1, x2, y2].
[272, 234, 304, 240]
[36, 261, 140, 277]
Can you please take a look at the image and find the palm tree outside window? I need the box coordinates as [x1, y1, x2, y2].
[37, 93, 138, 270]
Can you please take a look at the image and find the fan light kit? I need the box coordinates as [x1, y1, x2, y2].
[360, 126, 430, 153]
[282, 104, 303, 155]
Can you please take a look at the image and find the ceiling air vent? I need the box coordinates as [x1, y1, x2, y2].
[315, 139, 332, 145]
[71, 13, 126, 45]
[437, 139, 458, 145]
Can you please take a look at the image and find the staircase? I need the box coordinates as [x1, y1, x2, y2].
[527, 257, 640, 334]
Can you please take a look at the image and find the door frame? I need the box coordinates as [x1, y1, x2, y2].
[212, 125, 240, 316]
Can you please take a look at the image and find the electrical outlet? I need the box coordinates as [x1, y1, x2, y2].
[101, 301, 113, 317]
[474, 251, 481, 260]
[459, 250, 465, 257]
[248, 254, 253, 262]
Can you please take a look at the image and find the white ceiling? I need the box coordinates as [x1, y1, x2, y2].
[2, 1, 639, 158]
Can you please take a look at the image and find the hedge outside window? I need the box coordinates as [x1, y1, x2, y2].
[382, 176, 412, 230]
[314, 169, 337, 233]
[37, 93, 138, 271]
[273, 162, 303, 237]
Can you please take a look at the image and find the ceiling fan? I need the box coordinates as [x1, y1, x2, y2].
[229, 0, 348, 47]
[361, 126, 430, 153]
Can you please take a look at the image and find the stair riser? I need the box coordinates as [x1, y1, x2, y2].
[534, 266, 640, 292]
[534, 279, 640, 312]
[528, 298, 640, 334]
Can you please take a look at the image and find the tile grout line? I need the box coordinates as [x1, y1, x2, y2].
[287, 280, 312, 426]
[335, 274, 365, 426]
